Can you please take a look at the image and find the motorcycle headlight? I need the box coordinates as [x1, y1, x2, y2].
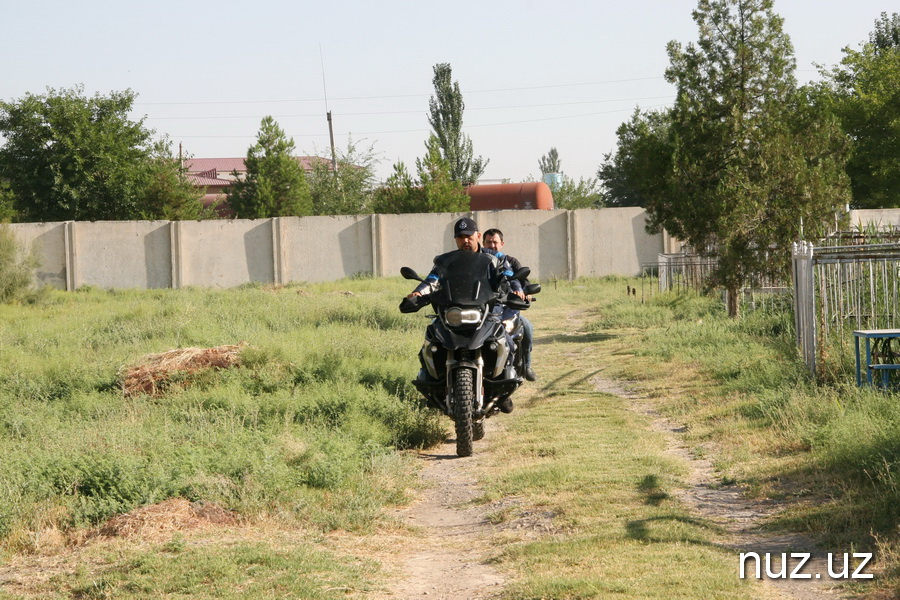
[445, 307, 482, 326]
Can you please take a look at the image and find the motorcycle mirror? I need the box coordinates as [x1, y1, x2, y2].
[512, 267, 531, 281]
[524, 283, 541, 295]
[400, 266, 423, 282]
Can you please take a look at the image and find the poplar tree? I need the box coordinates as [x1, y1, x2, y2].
[538, 148, 561, 175]
[650, 0, 850, 316]
[427, 63, 488, 185]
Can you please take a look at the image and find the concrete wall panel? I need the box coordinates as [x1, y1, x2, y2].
[472, 210, 569, 279]
[850, 209, 900, 228]
[178, 220, 274, 288]
[74, 221, 173, 289]
[7, 222, 68, 289]
[572, 208, 662, 277]
[281, 215, 373, 283]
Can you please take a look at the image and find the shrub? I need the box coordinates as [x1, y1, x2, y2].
[0, 225, 39, 303]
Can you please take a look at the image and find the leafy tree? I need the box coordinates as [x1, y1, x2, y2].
[654, 0, 850, 316]
[870, 11, 900, 50]
[427, 63, 488, 185]
[226, 116, 312, 218]
[139, 138, 209, 221]
[416, 135, 471, 212]
[597, 109, 674, 208]
[372, 137, 469, 214]
[551, 174, 604, 210]
[307, 137, 380, 215]
[371, 161, 424, 214]
[0, 86, 162, 222]
[539, 147, 561, 175]
[818, 12, 900, 208]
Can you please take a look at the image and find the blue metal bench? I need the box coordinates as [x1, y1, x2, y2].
[854, 330, 900, 388]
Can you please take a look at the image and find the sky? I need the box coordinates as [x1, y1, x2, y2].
[1, 0, 892, 185]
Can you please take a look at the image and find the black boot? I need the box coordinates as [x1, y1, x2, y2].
[525, 367, 537, 382]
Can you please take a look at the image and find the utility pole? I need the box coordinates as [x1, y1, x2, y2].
[327, 111, 337, 172]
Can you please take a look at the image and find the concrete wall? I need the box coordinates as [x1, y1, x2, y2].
[9, 208, 668, 290]
[174, 220, 274, 288]
[77, 221, 174, 289]
[281, 215, 374, 283]
[849, 209, 900, 229]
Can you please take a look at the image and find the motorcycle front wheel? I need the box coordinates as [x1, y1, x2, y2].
[452, 368, 475, 457]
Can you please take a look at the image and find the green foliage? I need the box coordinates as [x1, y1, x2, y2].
[0, 86, 172, 222]
[549, 173, 604, 210]
[371, 139, 469, 214]
[0, 225, 39, 303]
[819, 12, 900, 208]
[538, 147, 561, 175]
[416, 135, 470, 211]
[427, 63, 487, 185]
[0, 180, 15, 222]
[649, 0, 851, 313]
[532, 147, 603, 209]
[307, 137, 380, 216]
[139, 138, 211, 221]
[597, 108, 673, 208]
[226, 116, 313, 218]
[371, 161, 422, 213]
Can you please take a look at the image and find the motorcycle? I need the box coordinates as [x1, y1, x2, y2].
[399, 250, 541, 457]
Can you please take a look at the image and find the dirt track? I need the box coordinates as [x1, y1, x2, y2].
[373, 432, 506, 599]
[374, 310, 848, 599]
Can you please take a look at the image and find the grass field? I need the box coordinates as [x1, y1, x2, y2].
[1, 277, 899, 598]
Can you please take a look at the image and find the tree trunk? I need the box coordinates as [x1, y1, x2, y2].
[726, 286, 741, 318]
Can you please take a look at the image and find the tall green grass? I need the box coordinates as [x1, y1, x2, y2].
[0, 280, 443, 550]
[588, 285, 900, 558]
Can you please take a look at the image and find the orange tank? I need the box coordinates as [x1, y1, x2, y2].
[466, 182, 554, 211]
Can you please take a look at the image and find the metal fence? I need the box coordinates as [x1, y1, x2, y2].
[792, 240, 900, 375]
[643, 252, 789, 309]
[656, 253, 719, 293]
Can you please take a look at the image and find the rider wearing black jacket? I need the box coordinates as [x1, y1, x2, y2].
[406, 218, 524, 300]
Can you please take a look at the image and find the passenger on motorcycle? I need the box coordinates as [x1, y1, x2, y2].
[482, 228, 537, 382]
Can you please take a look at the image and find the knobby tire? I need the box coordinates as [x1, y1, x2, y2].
[453, 368, 475, 457]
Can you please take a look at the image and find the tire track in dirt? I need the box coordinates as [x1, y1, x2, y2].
[592, 375, 848, 600]
[374, 433, 506, 600]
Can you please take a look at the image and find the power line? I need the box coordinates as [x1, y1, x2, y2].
[143, 95, 675, 121]
[134, 76, 667, 106]
[168, 103, 673, 140]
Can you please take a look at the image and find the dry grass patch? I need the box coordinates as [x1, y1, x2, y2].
[120, 343, 245, 397]
[95, 498, 239, 542]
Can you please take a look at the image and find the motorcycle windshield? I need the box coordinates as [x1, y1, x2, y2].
[437, 251, 496, 307]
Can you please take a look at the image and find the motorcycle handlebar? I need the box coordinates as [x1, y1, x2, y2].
[399, 295, 429, 313]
